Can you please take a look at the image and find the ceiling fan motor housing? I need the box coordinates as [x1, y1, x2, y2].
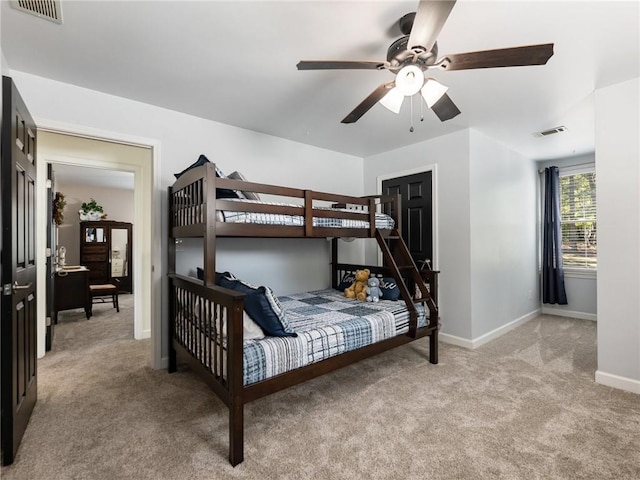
[387, 36, 438, 72]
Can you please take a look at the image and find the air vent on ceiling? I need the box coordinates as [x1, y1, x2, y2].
[10, 0, 62, 24]
[534, 126, 567, 137]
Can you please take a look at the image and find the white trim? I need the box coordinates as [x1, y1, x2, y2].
[439, 332, 474, 349]
[558, 162, 595, 176]
[376, 164, 439, 270]
[564, 268, 597, 279]
[541, 306, 597, 321]
[35, 118, 163, 370]
[440, 309, 540, 349]
[595, 370, 640, 395]
[470, 310, 541, 349]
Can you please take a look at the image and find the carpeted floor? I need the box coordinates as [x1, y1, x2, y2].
[2, 296, 639, 480]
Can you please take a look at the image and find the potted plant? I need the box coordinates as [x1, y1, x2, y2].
[79, 198, 107, 221]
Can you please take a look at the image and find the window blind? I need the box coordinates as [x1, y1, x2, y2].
[559, 171, 597, 269]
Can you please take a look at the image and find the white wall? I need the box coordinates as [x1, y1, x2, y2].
[595, 77, 640, 394]
[468, 130, 540, 340]
[9, 70, 364, 363]
[364, 129, 539, 346]
[364, 130, 474, 340]
[537, 153, 597, 320]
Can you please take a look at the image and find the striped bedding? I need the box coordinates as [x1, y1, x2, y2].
[242, 289, 426, 386]
[220, 198, 395, 229]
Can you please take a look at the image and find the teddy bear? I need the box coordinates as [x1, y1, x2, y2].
[344, 269, 370, 301]
[366, 277, 382, 303]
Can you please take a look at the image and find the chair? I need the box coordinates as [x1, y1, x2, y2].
[89, 284, 119, 315]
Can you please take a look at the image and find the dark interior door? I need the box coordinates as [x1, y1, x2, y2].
[46, 164, 55, 350]
[1, 76, 38, 466]
[382, 170, 433, 267]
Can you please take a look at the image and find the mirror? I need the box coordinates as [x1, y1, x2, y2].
[111, 228, 128, 278]
[85, 227, 105, 243]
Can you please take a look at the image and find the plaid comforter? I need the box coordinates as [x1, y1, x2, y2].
[243, 289, 426, 386]
[221, 198, 395, 229]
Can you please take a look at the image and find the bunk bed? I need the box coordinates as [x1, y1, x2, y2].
[167, 161, 440, 466]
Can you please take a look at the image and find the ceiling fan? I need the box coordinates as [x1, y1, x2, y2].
[297, 0, 554, 125]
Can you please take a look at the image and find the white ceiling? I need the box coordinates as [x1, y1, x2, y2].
[2, 1, 639, 161]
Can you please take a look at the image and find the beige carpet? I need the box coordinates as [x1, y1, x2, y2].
[2, 297, 639, 480]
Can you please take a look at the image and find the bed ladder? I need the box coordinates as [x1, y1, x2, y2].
[375, 229, 439, 363]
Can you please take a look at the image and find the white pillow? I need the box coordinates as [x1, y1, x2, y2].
[242, 312, 265, 340]
[192, 298, 265, 340]
[227, 171, 261, 201]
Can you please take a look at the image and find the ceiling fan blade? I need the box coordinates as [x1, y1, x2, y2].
[440, 43, 554, 70]
[297, 60, 386, 70]
[431, 93, 461, 122]
[408, 0, 457, 53]
[342, 82, 395, 124]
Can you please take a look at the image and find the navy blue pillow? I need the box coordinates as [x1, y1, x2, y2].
[217, 277, 257, 294]
[174, 154, 238, 199]
[336, 272, 356, 291]
[197, 268, 237, 285]
[380, 277, 401, 301]
[243, 287, 296, 337]
[174, 154, 210, 179]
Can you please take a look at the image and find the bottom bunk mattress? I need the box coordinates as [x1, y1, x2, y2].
[243, 289, 427, 385]
[174, 288, 427, 386]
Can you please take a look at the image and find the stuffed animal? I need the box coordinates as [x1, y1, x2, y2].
[366, 277, 382, 303]
[344, 269, 370, 301]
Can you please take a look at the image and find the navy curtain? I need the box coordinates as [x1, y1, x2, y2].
[542, 166, 568, 304]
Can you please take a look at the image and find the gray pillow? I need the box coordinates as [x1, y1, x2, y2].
[227, 171, 261, 201]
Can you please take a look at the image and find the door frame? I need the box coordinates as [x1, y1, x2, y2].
[34, 119, 163, 369]
[377, 164, 439, 270]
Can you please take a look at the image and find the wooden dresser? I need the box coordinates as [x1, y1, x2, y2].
[79, 221, 133, 293]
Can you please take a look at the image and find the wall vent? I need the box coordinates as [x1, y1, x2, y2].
[10, 0, 62, 24]
[534, 126, 567, 137]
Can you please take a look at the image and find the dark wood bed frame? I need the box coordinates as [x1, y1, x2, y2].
[167, 163, 440, 466]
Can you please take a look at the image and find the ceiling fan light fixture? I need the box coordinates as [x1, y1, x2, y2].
[395, 65, 425, 96]
[421, 78, 448, 108]
[379, 87, 404, 114]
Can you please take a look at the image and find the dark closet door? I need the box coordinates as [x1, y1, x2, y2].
[1, 76, 38, 466]
[382, 170, 433, 267]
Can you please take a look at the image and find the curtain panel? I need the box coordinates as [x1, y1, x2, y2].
[542, 166, 568, 305]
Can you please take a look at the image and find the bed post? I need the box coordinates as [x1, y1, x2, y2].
[429, 329, 439, 364]
[204, 164, 217, 286]
[228, 299, 245, 466]
[167, 186, 177, 373]
[331, 238, 338, 288]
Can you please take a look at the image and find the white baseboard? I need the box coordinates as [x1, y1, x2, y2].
[541, 306, 597, 321]
[160, 356, 169, 370]
[439, 333, 474, 349]
[134, 328, 151, 340]
[440, 309, 540, 350]
[595, 370, 640, 394]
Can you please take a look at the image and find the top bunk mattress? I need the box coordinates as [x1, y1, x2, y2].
[219, 198, 395, 229]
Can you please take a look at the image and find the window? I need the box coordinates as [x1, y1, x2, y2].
[559, 167, 596, 269]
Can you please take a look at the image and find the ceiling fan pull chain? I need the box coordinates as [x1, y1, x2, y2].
[420, 95, 425, 122]
[410, 95, 415, 133]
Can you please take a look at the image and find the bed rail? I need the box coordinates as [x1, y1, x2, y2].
[168, 275, 244, 403]
[168, 274, 246, 465]
[170, 163, 399, 239]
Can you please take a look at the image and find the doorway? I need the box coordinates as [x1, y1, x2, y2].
[379, 166, 437, 269]
[35, 127, 161, 368]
